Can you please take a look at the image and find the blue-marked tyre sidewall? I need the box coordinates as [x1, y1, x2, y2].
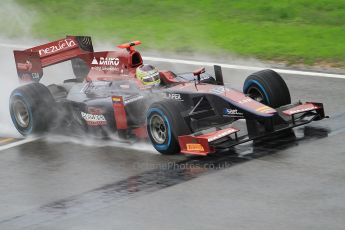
[9, 93, 34, 136]
[243, 79, 270, 105]
[146, 101, 191, 155]
[147, 108, 172, 151]
[243, 69, 291, 108]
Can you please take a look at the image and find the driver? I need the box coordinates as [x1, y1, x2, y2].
[136, 64, 161, 87]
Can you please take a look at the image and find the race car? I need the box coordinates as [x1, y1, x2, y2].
[9, 35, 326, 155]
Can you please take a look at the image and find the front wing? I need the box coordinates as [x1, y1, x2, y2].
[178, 102, 326, 155]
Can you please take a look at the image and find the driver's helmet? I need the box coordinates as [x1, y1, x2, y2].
[136, 64, 160, 86]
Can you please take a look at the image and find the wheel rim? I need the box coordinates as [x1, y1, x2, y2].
[12, 99, 30, 128]
[248, 86, 265, 103]
[149, 114, 167, 144]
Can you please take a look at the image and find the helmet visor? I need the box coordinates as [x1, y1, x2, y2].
[142, 72, 160, 83]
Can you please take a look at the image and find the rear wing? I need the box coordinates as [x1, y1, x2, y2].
[13, 36, 93, 82]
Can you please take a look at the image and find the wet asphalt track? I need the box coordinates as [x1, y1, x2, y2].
[0, 61, 345, 230]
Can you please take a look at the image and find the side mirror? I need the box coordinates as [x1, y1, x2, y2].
[193, 67, 205, 82]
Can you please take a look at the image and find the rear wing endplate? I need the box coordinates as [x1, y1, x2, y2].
[13, 36, 93, 82]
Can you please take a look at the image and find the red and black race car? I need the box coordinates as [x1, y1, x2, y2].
[9, 36, 326, 155]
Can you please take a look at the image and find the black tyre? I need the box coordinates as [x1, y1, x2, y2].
[147, 100, 191, 155]
[243, 69, 291, 108]
[9, 83, 56, 136]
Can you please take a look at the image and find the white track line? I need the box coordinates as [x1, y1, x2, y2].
[143, 56, 345, 79]
[0, 137, 39, 152]
[1, 42, 344, 79]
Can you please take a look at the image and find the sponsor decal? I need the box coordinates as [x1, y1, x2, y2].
[87, 107, 105, 115]
[286, 106, 318, 115]
[124, 95, 144, 104]
[199, 74, 210, 81]
[210, 86, 230, 94]
[91, 57, 98, 65]
[112, 96, 123, 102]
[238, 98, 253, 104]
[92, 57, 120, 66]
[208, 128, 238, 142]
[31, 72, 40, 80]
[91, 66, 121, 71]
[100, 57, 120, 66]
[91, 66, 120, 71]
[256, 106, 274, 113]
[186, 143, 205, 152]
[91, 57, 120, 71]
[38, 38, 76, 56]
[17, 60, 32, 71]
[167, 93, 183, 101]
[223, 108, 243, 116]
[81, 112, 107, 126]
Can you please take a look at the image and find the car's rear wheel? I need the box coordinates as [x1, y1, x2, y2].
[147, 100, 190, 155]
[243, 69, 291, 108]
[9, 83, 56, 136]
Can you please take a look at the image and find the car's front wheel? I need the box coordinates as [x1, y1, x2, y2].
[147, 100, 190, 155]
[243, 69, 291, 108]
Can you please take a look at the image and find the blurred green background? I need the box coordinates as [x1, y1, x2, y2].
[10, 0, 345, 65]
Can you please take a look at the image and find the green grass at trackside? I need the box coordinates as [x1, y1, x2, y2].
[17, 0, 345, 65]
